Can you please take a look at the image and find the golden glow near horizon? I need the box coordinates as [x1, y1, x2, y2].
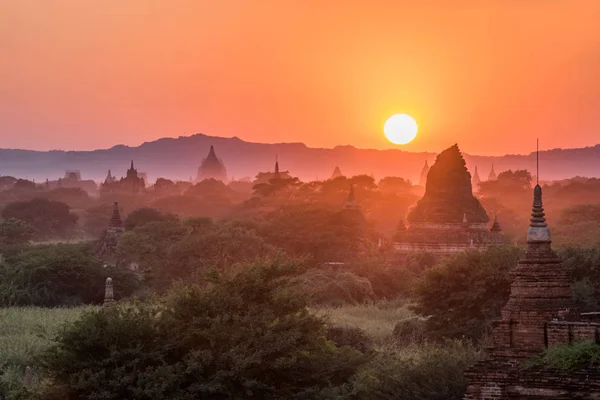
[384, 114, 418, 145]
[1, 1, 600, 152]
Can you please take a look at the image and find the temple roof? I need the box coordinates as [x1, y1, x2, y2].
[407, 144, 489, 224]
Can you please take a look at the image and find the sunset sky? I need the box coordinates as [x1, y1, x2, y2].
[1, 1, 600, 154]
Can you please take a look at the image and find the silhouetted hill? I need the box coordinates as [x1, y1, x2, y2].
[0, 134, 598, 183]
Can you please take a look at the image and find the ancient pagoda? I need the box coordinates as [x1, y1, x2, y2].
[197, 145, 227, 182]
[462, 184, 600, 399]
[331, 166, 343, 179]
[95, 202, 125, 265]
[394, 144, 506, 255]
[100, 161, 145, 194]
[343, 184, 361, 211]
[488, 164, 497, 181]
[471, 166, 481, 188]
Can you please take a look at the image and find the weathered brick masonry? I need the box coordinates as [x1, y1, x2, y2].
[464, 184, 600, 399]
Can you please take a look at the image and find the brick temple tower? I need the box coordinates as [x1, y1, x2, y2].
[395, 145, 507, 255]
[463, 184, 593, 399]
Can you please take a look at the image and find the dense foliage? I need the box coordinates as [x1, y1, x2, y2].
[32, 261, 366, 399]
[0, 243, 140, 307]
[412, 246, 521, 340]
[1, 198, 78, 239]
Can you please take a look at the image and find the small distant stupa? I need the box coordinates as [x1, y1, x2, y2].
[343, 184, 361, 211]
[472, 166, 481, 188]
[104, 169, 117, 184]
[331, 166, 344, 179]
[95, 202, 125, 265]
[395, 144, 507, 255]
[197, 145, 227, 182]
[488, 164, 497, 181]
[418, 160, 429, 186]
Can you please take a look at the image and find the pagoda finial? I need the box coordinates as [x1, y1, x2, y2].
[130, 160, 134, 170]
[274, 155, 280, 178]
[527, 184, 550, 244]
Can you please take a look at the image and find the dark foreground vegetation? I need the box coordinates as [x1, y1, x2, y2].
[2, 170, 600, 399]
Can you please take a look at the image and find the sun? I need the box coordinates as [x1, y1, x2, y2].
[384, 114, 418, 145]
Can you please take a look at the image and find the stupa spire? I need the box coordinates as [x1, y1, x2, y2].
[488, 164, 497, 181]
[109, 202, 124, 229]
[274, 155, 280, 179]
[343, 184, 361, 210]
[490, 214, 502, 232]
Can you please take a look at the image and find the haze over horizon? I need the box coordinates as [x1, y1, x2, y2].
[2, 1, 600, 154]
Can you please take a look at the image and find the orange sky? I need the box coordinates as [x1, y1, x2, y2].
[1, 1, 600, 154]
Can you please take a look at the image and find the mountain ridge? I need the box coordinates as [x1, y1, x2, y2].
[1, 133, 598, 183]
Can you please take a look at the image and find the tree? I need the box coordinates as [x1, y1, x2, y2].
[45, 187, 91, 209]
[412, 246, 521, 340]
[0, 218, 35, 245]
[378, 176, 412, 194]
[13, 179, 37, 191]
[123, 207, 178, 230]
[153, 177, 175, 193]
[35, 260, 366, 399]
[1, 198, 78, 239]
[0, 175, 17, 190]
[478, 170, 532, 197]
[0, 243, 140, 306]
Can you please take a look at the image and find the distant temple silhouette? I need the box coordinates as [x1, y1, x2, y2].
[471, 166, 481, 187]
[488, 164, 497, 181]
[100, 161, 145, 194]
[330, 166, 344, 179]
[395, 144, 507, 255]
[197, 145, 227, 182]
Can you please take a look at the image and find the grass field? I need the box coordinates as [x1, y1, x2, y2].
[315, 301, 415, 345]
[0, 303, 479, 399]
[0, 307, 90, 394]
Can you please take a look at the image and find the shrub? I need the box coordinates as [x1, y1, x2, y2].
[327, 325, 373, 353]
[123, 207, 178, 231]
[0, 218, 35, 245]
[392, 317, 427, 345]
[351, 340, 480, 400]
[527, 341, 600, 371]
[292, 268, 375, 306]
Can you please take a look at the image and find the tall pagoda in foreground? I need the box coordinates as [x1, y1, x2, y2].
[462, 183, 600, 399]
[394, 144, 507, 255]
